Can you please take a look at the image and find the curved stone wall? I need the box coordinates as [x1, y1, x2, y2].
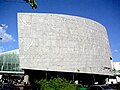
[18, 13, 112, 75]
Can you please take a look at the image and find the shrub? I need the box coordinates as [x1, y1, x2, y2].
[35, 77, 77, 90]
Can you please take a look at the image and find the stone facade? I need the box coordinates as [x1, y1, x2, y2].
[18, 13, 112, 75]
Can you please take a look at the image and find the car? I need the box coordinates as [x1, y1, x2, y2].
[76, 84, 88, 90]
[88, 85, 117, 90]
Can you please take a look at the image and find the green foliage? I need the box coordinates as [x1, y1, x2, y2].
[35, 77, 77, 90]
[24, 0, 37, 9]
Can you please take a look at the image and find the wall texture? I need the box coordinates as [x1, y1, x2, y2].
[18, 13, 112, 75]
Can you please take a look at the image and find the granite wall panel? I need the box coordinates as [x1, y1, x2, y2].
[18, 13, 112, 75]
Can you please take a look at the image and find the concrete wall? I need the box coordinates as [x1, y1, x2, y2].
[18, 13, 112, 75]
[112, 62, 120, 75]
[113, 62, 120, 70]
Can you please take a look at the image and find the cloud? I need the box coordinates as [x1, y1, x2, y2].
[0, 24, 15, 42]
[112, 49, 119, 53]
[0, 46, 4, 53]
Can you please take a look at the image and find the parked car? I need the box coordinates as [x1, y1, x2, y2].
[88, 85, 117, 90]
[76, 84, 88, 90]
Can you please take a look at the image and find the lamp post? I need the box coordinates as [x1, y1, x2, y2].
[0, 37, 3, 71]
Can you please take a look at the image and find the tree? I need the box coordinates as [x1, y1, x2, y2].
[24, 0, 37, 9]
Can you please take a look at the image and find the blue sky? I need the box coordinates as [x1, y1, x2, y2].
[0, 0, 120, 62]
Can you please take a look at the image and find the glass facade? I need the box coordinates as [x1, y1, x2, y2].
[0, 49, 23, 72]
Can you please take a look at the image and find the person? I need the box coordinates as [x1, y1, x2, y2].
[110, 81, 114, 88]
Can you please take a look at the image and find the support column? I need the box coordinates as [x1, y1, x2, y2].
[45, 71, 47, 80]
[73, 73, 74, 82]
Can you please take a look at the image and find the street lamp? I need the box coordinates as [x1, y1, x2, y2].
[0, 37, 4, 71]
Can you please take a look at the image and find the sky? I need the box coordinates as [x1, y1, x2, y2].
[0, 0, 120, 62]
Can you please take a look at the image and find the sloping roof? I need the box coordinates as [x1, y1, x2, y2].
[0, 49, 19, 55]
